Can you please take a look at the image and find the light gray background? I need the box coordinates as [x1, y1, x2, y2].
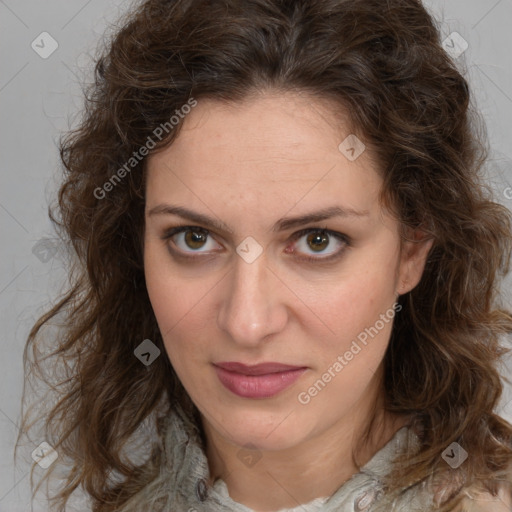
[1, 1, 512, 510]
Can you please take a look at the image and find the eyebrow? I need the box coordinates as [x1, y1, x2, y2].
[147, 204, 369, 233]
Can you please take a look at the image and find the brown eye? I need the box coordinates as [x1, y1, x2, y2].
[162, 226, 223, 255]
[290, 228, 348, 261]
[306, 231, 330, 252]
[184, 229, 208, 250]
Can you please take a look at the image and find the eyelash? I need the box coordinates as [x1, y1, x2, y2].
[160, 225, 350, 263]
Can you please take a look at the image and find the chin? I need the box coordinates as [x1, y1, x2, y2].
[207, 404, 313, 451]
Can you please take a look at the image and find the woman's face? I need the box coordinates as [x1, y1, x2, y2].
[144, 92, 430, 451]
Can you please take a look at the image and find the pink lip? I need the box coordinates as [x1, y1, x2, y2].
[214, 362, 307, 399]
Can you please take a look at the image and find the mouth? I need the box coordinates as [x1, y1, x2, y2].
[213, 362, 308, 399]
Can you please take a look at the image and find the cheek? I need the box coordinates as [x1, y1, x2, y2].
[143, 242, 224, 391]
[306, 257, 398, 344]
[145, 268, 205, 387]
[295, 270, 398, 419]
[144, 241, 215, 335]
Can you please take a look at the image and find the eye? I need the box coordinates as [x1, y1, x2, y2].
[287, 228, 349, 261]
[162, 226, 223, 254]
[161, 225, 349, 262]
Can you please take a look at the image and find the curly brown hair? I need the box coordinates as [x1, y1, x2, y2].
[16, 0, 512, 510]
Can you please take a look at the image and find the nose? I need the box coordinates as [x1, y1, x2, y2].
[216, 252, 288, 348]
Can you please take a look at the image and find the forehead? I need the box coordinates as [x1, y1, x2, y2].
[145, 92, 383, 220]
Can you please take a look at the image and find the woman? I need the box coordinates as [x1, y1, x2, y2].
[17, 0, 512, 510]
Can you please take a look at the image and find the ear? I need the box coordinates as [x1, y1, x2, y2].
[396, 228, 434, 295]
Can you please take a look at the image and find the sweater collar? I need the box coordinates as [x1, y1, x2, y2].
[159, 402, 424, 511]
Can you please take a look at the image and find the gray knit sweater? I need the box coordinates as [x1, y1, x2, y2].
[113, 402, 449, 512]
[107, 401, 512, 511]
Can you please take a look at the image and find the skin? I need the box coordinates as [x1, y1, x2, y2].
[143, 91, 433, 511]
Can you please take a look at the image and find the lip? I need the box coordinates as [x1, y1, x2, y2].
[213, 362, 307, 399]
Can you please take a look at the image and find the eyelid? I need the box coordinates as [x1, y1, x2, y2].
[289, 227, 350, 245]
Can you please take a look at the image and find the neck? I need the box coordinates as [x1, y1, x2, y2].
[202, 391, 411, 512]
